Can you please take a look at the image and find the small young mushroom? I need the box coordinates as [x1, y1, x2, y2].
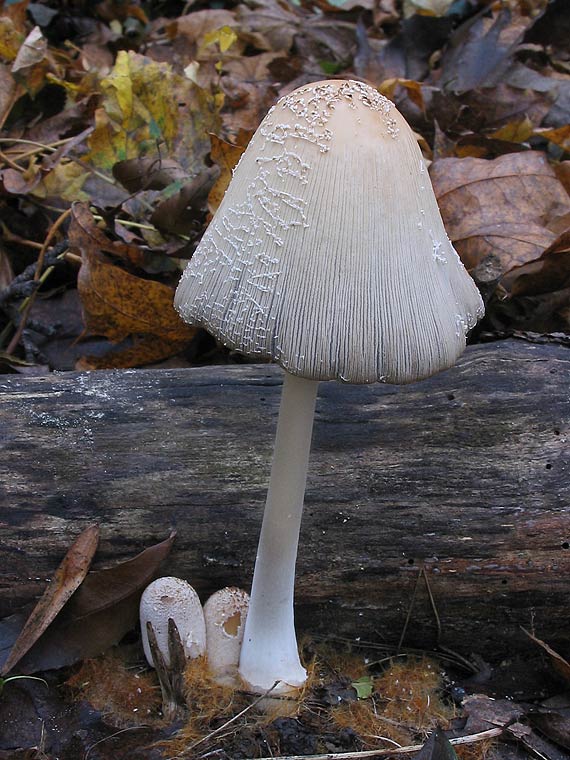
[175, 80, 484, 693]
[203, 587, 249, 685]
[139, 576, 206, 667]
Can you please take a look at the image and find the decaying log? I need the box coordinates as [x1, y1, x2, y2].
[0, 340, 569, 660]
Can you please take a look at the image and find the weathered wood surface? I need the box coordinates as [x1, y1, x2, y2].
[1, 340, 569, 659]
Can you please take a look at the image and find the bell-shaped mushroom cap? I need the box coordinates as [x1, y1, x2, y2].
[203, 587, 249, 684]
[175, 79, 483, 384]
[140, 577, 206, 667]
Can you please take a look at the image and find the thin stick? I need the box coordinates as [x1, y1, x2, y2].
[5, 208, 71, 355]
[0, 85, 22, 131]
[396, 565, 423, 653]
[252, 727, 503, 760]
[0, 137, 74, 150]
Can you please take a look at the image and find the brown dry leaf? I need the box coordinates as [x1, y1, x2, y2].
[522, 628, 570, 685]
[555, 161, 570, 196]
[501, 228, 570, 297]
[0, 165, 41, 196]
[70, 202, 145, 267]
[0, 63, 18, 125]
[235, 0, 302, 53]
[113, 156, 189, 193]
[168, 9, 240, 61]
[1, 526, 100, 676]
[221, 52, 282, 134]
[431, 152, 570, 277]
[2, 533, 176, 674]
[150, 165, 219, 236]
[439, 7, 533, 94]
[208, 131, 253, 215]
[0, 245, 13, 291]
[379, 77, 425, 111]
[71, 204, 195, 367]
[431, 84, 552, 137]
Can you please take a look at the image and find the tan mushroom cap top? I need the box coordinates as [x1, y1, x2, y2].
[175, 79, 484, 384]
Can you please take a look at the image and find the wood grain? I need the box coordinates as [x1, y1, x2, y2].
[1, 340, 569, 659]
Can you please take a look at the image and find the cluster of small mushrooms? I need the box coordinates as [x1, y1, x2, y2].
[140, 580, 249, 685]
[151, 79, 484, 695]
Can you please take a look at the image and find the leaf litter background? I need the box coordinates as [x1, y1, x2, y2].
[1, 0, 570, 758]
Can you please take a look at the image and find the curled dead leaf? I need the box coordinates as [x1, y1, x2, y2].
[1, 526, 100, 675]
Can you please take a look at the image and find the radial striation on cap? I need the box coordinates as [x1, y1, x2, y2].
[175, 79, 484, 384]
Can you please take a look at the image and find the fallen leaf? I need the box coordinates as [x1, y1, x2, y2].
[529, 710, 570, 752]
[430, 85, 552, 137]
[83, 50, 221, 179]
[488, 117, 535, 143]
[1, 526, 100, 675]
[150, 165, 219, 236]
[431, 152, 570, 276]
[221, 52, 282, 133]
[11, 26, 47, 74]
[0, 533, 176, 674]
[75, 241, 192, 343]
[0, 16, 24, 62]
[416, 727, 459, 760]
[0, 245, 13, 291]
[70, 202, 146, 268]
[71, 204, 195, 367]
[168, 9, 240, 60]
[501, 228, 570, 298]
[235, 0, 302, 53]
[555, 161, 570, 196]
[438, 8, 532, 94]
[357, 15, 452, 82]
[208, 131, 252, 214]
[538, 125, 570, 153]
[379, 77, 425, 111]
[0, 63, 18, 126]
[113, 156, 189, 193]
[32, 161, 90, 202]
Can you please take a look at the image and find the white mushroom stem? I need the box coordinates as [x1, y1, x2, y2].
[238, 371, 319, 693]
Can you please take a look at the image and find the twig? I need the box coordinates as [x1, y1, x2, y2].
[6, 208, 71, 355]
[252, 727, 503, 760]
[396, 565, 423, 653]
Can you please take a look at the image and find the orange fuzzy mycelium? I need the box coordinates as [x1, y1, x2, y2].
[66, 653, 161, 726]
[332, 657, 454, 749]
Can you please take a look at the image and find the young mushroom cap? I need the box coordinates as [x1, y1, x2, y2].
[203, 587, 249, 684]
[175, 79, 483, 384]
[140, 577, 206, 667]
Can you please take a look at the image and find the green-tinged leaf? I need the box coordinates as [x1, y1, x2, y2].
[351, 675, 374, 699]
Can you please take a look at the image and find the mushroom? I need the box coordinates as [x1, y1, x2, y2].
[203, 587, 249, 684]
[174, 79, 484, 693]
[140, 576, 206, 667]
